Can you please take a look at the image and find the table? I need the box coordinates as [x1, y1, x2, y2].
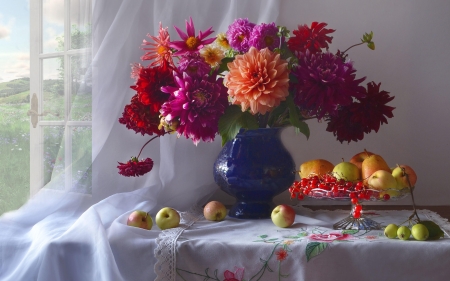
[154, 205, 450, 281]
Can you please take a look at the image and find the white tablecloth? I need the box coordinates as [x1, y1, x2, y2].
[156, 206, 450, 281]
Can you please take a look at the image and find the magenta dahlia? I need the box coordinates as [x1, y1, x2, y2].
[226, 18, 256, 53]
[170, 17, 215, 56]
[177, 53, 211, 78]
[326, 82, 395, 143]
[292, 51, 366, 118]
[160, 72, 229, 145]
[248, 22, 281, 51]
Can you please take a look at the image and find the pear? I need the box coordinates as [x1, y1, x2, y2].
[411, 224, 429, 241]
[361, 154, 391, 181]
[397, 226, 411, 240]
[332, 161, 360, 182]
[299, 159, 334, 178]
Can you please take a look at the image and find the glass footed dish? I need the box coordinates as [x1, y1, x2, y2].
[289, 177, 412, 230]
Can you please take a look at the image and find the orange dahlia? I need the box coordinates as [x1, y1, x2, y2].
[225, 47, 290, 115]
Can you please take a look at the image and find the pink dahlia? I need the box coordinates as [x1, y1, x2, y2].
[160, 72, 229, 145]
[226, 18, 256, 53]
[225, 47, 290, 115]
[141, 22, 174, 68]
[248, 22, 281, 51]
[326, 82, 395, 143]
[177, 53, 211, 78]
[170, 17, 215, 56]
[292, 51, 366, 119]
[117, 157, 154, 177]
[288, 22, 335, 55]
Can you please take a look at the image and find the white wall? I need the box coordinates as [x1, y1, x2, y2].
[210, 0, 450, 206]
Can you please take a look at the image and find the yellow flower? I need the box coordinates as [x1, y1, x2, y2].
[215, 32, 230, 50]
[225, 47, 290, 115]
[200, 44, 225, 66]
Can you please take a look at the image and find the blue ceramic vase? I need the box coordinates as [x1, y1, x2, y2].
[213, 128, 296, 219]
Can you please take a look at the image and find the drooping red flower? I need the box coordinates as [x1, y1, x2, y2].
[170, 17, 215, 56]
[292, 51, 366, 119]
[119, 64, 175, 136]
[288, 22, 335, 55]
[117, 157, 154, 177]
[326, 82, 395, 143]
[276, 248, 288, 261]
[160, 72, 229, 145]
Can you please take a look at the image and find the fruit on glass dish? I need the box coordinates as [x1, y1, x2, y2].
[349, 149, 375, 171]
[127, 210, 153, 230]
[332, 161, 360, 182]
[271, 204, 296, 228]
[299, 159, 334, 178]
[367, 170, 397, 190]
[203, 201, 227, 221]
[392, 164, 417, 189]
[361, 154, 391, 181]
[155, 207, 180, 230]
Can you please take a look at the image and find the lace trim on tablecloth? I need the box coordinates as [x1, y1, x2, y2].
[154, 204, 203, 281]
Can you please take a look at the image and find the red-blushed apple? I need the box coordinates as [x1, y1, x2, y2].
[299, 159, 334, 178]
[367, 170, 397, 190]
[332, 161, 361, 182]
[361, 154, 391, 182]
[349, 149, 374, 171]
[155, 207, 180, 230]
[203, 201, 227, 221]
[392, 165, 417, 189]
[271, 204, 296, 228]
[127, 210, 153, 230]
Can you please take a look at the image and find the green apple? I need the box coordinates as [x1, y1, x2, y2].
[397, 226, 411, 240]
[203, 201, 227, 221]
[127, 210, 153, 230]
[271, 204, 296, 228]
[392, 165, 417, 189]
[299, 159, 334, 178]
[367, 170, 397, 190]
[384, 223, 398, 239]
[411, 223, 429, 241]
[155, 207, 180, 230]
[361, 154, 391, 181]
[332, 161, 360, 182]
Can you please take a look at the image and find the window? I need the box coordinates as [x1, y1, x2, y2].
[29, 0, 92, 195]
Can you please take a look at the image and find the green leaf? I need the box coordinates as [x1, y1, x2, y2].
[218, 105, 259, 146]
[259, 235, 268, 239]
[342, 229, 359, 235]
[367, 42, 375, 50]
[267, 100, 288, 126]
[217, 57, 235, 74]
[286, 95, 310, 139]
[305, 242, 328, 262]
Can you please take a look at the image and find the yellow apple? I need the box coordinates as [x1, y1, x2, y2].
[367, 170, 397, 190]
[299, 159, 334, 178]
[271, 204, 296, 228]
[392, 165, 417, 189]
[155, 207, 180, 230]
[203, 201, 227, 221]
[332, 161, 361, 182]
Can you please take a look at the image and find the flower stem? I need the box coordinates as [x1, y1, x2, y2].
[340, 42, 365, 56]
[137, 135, 160, 159]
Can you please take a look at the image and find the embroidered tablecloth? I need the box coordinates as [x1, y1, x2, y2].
[155, 206, 450, 281]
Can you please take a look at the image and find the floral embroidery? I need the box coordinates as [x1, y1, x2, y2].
[276, 248, 288, 261]
[308, 232, 353, 242]
[224, 266, 244, 281]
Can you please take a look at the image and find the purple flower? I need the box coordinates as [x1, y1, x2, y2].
[160, 72, 229, 145]
[248, 22, 281, 51]
[292, 51, 366, 119]
[177, 53, 211, 78]
[226, 18, 256, 53]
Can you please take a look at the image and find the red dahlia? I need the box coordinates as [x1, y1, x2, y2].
[326, 82, 395, 143]
[288, 22, 335, 55]
[117, 157, 154, 177]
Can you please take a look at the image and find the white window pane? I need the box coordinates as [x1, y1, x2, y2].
[43, 0, 65, 53]
[43, 57, 64, 121]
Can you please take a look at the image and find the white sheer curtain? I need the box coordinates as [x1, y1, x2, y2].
[2, 0, 450, 280]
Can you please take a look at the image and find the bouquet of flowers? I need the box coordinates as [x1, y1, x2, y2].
[117, 18, 395, 177]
